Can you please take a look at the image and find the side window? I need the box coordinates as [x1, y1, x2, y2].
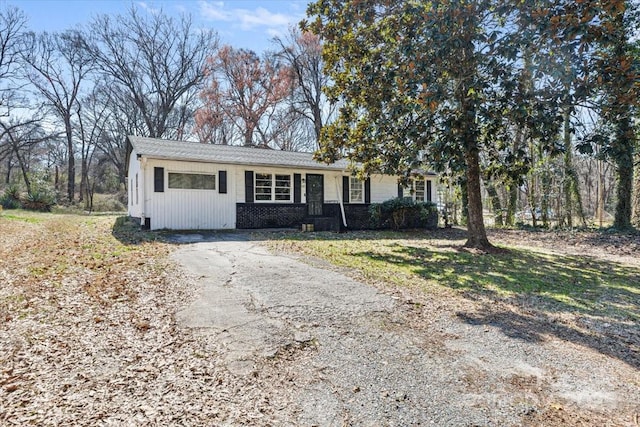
[415, 179, 425, 202]
[154, 167, 164, 192]
[349, 177, 363, 203]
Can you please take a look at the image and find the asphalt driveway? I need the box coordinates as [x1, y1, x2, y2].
[171, 233, 639, 426]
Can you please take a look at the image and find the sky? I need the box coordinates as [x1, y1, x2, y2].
[7, 0, 311, 53]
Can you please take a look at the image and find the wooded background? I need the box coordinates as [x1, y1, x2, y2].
[0, 1, 638, 240]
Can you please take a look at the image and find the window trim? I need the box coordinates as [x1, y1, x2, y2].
[254, 172, 292, 203]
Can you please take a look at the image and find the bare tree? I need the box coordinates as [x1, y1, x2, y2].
[0, 116, 50, 194]
[90, 81, 145, 184]
[85, 7, 218, 139]
[22, 30, 92, 202]
[76, 85, 113, 206]
[0, 6, 27, 114]
[197, 46, 293, 147]
[274, 28, 335, 147]
[268, 106, 316, 151]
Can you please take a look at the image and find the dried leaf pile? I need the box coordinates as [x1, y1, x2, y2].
[0, 213, 293, 426]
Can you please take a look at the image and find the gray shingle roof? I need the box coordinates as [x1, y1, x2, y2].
[127, 136, 350, 171]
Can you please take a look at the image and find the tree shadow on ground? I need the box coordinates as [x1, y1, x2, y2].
[352, 244, 640, 369]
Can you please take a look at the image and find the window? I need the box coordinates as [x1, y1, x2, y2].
[154, 167, 164, 192]
[415, 179, 425, 202]
[413, 178, 432, 202]
[168, 172, 216, 190]
[349, 177, 364, 203]
[255, 173, 291, 202]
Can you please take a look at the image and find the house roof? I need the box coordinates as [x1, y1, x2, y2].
[127, 136, 351, 171]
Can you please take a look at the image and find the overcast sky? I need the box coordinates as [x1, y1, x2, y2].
[10, 0, 310, 53]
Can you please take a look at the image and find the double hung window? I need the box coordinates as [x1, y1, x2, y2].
[255, 173, 291, 202]
[349, 177, 364, 203]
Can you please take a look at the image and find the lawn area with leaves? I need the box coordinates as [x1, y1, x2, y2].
[0, 211, 286, 425]
[0, 211, 167, 315]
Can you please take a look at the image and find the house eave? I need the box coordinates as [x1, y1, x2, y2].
[136, 154, 349, 173]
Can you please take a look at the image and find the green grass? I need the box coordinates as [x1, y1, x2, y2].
[0, 210, 45, 223]
[267, 230, 640, 322]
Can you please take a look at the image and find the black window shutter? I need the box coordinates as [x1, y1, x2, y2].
[364, 178, 371, 204]
[219, 170, 227, 194]
[294, 173, 301, 203]
[342, 176, 350, 204]
[397, 183, 403, 198]
[245, 171, 254, 203]
[154, 167, 164, 192]
[426, 180, 432, 202]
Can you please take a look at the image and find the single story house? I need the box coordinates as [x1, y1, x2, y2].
[126, 136, 438, 231]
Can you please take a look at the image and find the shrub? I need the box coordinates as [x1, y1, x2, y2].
[22, 189, 56, 212]
[91, 194, 126, 212]
[22, 178, 56, 212]
[0, 185, 22, 209]
[369, 197, 438, 230]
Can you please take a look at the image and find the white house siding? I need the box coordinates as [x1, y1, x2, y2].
[144, 159, 236, 230]
[370, 174, 399, 203]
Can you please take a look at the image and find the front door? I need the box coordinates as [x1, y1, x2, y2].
[306, 174, 323, 216]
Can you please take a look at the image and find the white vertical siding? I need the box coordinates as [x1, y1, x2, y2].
[370, 174, 399, 202]
[145, 159, 236, 230]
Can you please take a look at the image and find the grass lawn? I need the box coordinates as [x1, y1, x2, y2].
[265, 229, 640, 324]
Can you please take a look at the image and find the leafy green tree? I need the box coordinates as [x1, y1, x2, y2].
[595, 2, 638, 229]
[304, 0, 560, 249]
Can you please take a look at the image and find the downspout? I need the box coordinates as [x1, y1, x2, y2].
[140, 157, 147, 227]
[335, 176, 348, 228]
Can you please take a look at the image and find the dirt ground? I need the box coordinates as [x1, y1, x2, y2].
[1, 215, 638, 426]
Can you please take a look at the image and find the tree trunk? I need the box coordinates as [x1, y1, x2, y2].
[540, 167, 551, 228]
[562, 108, 573, 227]
[485, 179, 503, 227]
[55, 165, 60, 194]
[13, 148, 31, 195]
[457, 32, 491, 250]
[506, 182, 517, 226]
[613, 115, 634, 229]
[5, 157, 12, 184]
[632, 151, 640, 227]
[464, 146, 492, 249]
[597, 160, 605, 227]
[244, 126, 254, 147]
[460, 178, 469, 226]
[64, 115, 75, 202]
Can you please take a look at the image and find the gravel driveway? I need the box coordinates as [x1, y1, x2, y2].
[171, 233, 639, 426]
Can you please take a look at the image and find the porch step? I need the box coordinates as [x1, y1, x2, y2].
[302, 216, 341, 232]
